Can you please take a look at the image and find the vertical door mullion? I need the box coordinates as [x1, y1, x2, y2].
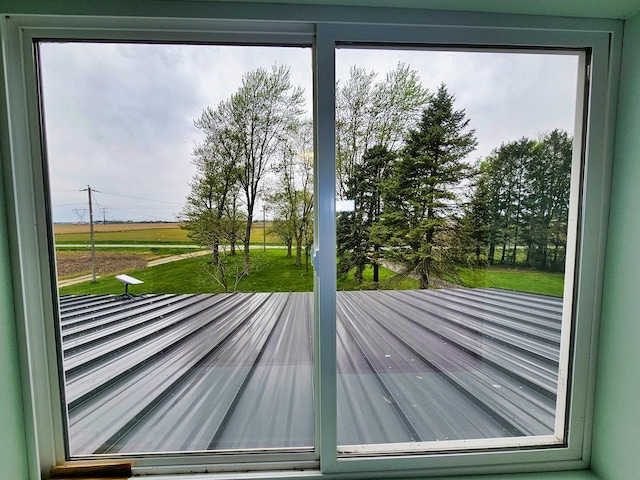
[313, 23, 338, 473]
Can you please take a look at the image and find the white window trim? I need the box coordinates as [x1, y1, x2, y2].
[0, 3, 620, 479]
[315, 21, 615, 476]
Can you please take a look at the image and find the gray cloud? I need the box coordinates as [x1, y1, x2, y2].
[40, 43, 312, 222]
[336, 48, 579, 162]
[41, 42, 577, 223]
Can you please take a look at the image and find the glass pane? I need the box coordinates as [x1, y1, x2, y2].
[335, 48, 579, 452]
[39, 42, 314, 456]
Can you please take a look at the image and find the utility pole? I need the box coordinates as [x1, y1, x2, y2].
[263, 205, 266, 251]
[81, 185, 97, 283]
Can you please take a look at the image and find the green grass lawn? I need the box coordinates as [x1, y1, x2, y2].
[59, 248, 310, 295]
[458, 266, 565, 297]
[338, 264, 419, 290]
[59, 256, 209, 295]
[58, 246, 564, 297]
[59, 249, 418, 295]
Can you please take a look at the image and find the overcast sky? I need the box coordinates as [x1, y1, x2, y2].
[39, 43, 578, 223]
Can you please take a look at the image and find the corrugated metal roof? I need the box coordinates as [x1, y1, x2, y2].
[59, 288, 562, 456]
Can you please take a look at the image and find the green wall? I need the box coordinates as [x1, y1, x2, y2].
[0, 2, 638, 480]
[590, 9, 640, 480]
[0, 156, 29, 476]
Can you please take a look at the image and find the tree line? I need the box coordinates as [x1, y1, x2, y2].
[182, 62, 573, 292]
[467, 130, 572, 273]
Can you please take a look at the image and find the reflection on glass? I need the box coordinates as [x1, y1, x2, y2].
[335, 48, 578, 451]
[39, 42, 314, 456]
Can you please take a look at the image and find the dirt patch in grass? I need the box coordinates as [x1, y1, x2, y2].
[56, 251, 147, 278]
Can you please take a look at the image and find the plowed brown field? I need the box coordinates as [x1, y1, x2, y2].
[56, 251, 147, 278]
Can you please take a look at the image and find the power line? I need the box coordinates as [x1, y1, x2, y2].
[91, 191, 102, 207]
[54, 202, 87, 207]
[106, 206, 179, 221]
[99, 190, 183, 206]
[94, 206, 176, 210]
[91, 191, 105, 220]
[60, 187, 181, 222]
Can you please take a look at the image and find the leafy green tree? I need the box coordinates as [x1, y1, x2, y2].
[525, 129, 572, 270]
[267, 120, 314, 266]
[336, 66, 376, 198]
[493, 138, 536, 265]
[270, 217, 295, 257]
[181, 136, 247, 293]
[195, 65, 305, 274]
[180, 139, 242, 265]
[471, 130, 572, 271]
[375, 84, 477, 289]
[335, 63, 428, 197]
[476, 141, 527, 266]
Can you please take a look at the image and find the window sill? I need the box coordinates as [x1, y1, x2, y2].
[129, 468, 599, 480]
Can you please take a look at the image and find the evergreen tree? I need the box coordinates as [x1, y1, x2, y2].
[337, 145, 394, 285]
[458, 161, 491, 265]
[376, 84, 477, 289]
[335, 63, 427, 284]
